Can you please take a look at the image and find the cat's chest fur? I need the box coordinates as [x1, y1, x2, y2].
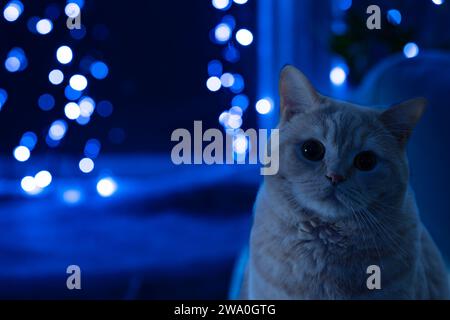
[248, 184, 418, 299]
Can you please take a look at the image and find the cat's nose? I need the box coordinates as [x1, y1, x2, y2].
[326, 173, 346, 186]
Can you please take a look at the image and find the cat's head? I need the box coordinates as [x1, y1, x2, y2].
[271, 65, 426, 220]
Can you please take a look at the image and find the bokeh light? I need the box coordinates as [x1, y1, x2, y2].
[36, 18, 53, 35]
[97, 177, 117, 197]
[56, 45, 73, 64]
[212, 0, 231, 10]
[48, 120, 68, 141]
[64, 102, 81, 120]
[3, 0, 23, 22]
[79, 157, 94, 173]
[69, 74, 88, 91]
[206, 76, 222, 92]
[96, 100, 113, 117]
[90, 61, 109, 79]
[329, 66, 347, 86]
[235, 29, 253, 46]
[13, 146, 30, 162]
[48, 69, 64, 85]
[255, 98, 273, 115]
[34, 170, 52, 188]
[403, 42, 419, 58]
[38, 93, 55, 111]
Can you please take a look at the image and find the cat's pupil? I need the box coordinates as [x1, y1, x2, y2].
[354, 151, 377, 171]
[301, 139, 325, 161]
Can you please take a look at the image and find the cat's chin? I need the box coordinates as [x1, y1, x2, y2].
[294, 189, 351, 222]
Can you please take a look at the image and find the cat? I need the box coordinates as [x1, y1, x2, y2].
[241, 65, 450, 299]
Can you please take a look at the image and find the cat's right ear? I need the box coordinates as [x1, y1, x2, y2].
[279, 65, 319, 121]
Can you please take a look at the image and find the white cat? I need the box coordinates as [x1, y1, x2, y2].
[242, 65, 450, 299]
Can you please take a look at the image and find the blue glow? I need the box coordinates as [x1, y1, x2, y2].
[212, 0, 231, 10]
[36, 18, 53, 35]
[223, 45, 240, 63]
[67, 0, 85, 9]
[387, 9, 402, 25]
[70, 25, 87, 40]
[84, 139, 101, 158]
[97, 177, 117, 197]
[331, 21, 347, 35]
[230, 74, 244, 93]
[231, 94, 249, 110]
[90, 61, 109, 79]
[432, 0, 445, 5]
[3, 0, 23, 22]
[65, 85, 83, 100]
[221, 15, 236, 30]
[235, 29, 253, 46]
[337, 0, 352, 11]
[56, 45, 73, 64]
[63, 189, 82, 204]
[76, 115, 90, 126]
[20, 132, 38, 150]
[79, 157, 94, 173]
[330, 66, 347, 86]
[404, 42, 419, 58]
[38, 93, 55, 111]
[45, 4, 60, 20]
[208, 60, 223, 77]
[48, 69, 64, 85]
[5, 47, 27, 72]
[27, 16, 39, 33]
[48, 120, 68, 141]
[214, 23, 232, 43]
[0, 88, 8, 111]
[97, 100, 113, 117]
[108, 128, 125, 144]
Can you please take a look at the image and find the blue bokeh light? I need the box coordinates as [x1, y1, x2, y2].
[90, 61, 109, 79]
[20, 132, 38, 150]
[230, 74, 244, 93]
[5, 47, 27, 72]
[0, 88, 8, 111]
[387, 9, 402, 25]
[403, 42, 419, 58]
[96, 100, 113, 117]
[3, 0, 24, 22]
[48, 69, 64, 85]
[48, 119, 68, 141]
[65, 85, 83, 100]
[36, 18, 53, 35]
[84, 139, 101, 159]
[207, 60, 223, 77]
[231, 94, 249, 111]
[97, 177, 117, 197]
[38, 93, 55, 111]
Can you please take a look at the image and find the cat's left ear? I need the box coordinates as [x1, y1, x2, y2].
[279, 65, 320, 121]
[380, 97, 427, 144]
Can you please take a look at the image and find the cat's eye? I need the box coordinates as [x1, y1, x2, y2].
[354, 151, 377, 171]
[301, 139, 325, 161]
